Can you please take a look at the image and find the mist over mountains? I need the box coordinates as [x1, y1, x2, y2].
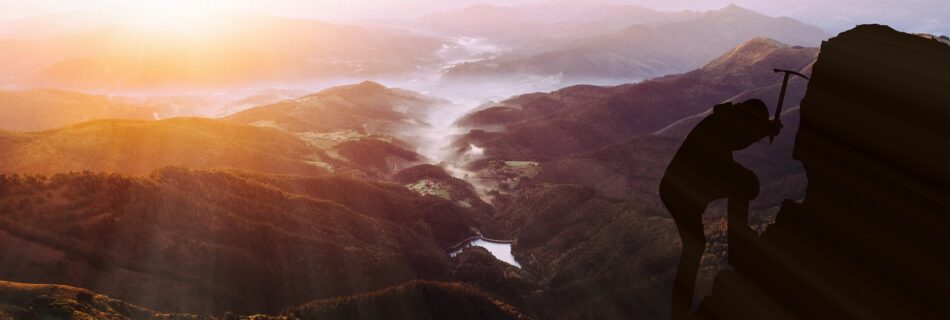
[0, 1, 938, 319]
[0, 4, 827, 95]
[440, 4, 824, 88]
[0, 35, 818, 319]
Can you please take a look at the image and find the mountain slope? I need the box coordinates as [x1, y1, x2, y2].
[452, 38, 817, 319]
[0, 118, 335, 176]
[0, 168, 492, 314]
[224, 81, 451, 176]
[0, 89, 158, 132]
[454, 37, 817, 161]
[225, 81, 442, 136]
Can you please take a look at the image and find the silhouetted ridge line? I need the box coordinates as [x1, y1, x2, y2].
[691, 24, 950, 320]
[287, 280, 528, 320]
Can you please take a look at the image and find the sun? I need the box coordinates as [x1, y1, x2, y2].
[121, 0, 232, 32]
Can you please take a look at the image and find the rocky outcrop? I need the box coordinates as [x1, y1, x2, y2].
[693, 25, 950, 319]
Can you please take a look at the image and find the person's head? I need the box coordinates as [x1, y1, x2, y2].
[711, 99, 780, 150]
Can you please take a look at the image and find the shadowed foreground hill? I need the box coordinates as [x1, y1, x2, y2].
[0, 168, 491, 314]
[0, 280, 178, 320]
[289, 281, 528, 320]
[0, 280, 527, 320]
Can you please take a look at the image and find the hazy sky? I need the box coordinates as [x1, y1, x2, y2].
[1, 0, 947, 35]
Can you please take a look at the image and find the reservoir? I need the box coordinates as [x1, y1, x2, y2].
[449, 237, 521, 268]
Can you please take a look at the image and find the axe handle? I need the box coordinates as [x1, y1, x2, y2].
[770, 69, 809, 144]
[770, 73, 792, 144]
[774, 73, 791, 122]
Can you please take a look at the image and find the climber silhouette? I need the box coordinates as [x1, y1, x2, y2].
[659, 99, 781, 320]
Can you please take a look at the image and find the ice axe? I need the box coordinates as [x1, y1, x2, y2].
[770, 68, 810, 143]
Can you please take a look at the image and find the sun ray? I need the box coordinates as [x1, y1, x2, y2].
[119, 0, 232, 33]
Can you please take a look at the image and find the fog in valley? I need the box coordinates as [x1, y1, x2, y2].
[2, 0, 944, 219]
[0, 1, 947, 318]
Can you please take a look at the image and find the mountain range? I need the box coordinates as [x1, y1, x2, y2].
[0, 5, 844, 317]
[0, 80, 482, 179]
[447, 36, 816, 319]
[0, 36, 820, 319]
[441, 5, 826, 84]
[415, 0, 701, 49]
[454, 37, 816, 161]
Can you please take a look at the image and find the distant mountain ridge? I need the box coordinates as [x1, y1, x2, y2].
[441, 4, 826, 83]
[416, 0, 700, 47]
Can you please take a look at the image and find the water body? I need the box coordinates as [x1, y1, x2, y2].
[449, 238, 522, 268]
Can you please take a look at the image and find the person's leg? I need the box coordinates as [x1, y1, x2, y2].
[671, 212, 706, 320]
[727, 199, 755, 267]
[727, 198, 749, 231]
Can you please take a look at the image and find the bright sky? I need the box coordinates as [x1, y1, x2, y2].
[0, 0, 483, 21]
[0, 0, 946, 35]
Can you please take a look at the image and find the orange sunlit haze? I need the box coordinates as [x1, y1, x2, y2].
[0, 1, 948, 319]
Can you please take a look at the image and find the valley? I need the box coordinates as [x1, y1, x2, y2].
[0, 33, 816, 317]
[4, 2, 915, 319]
